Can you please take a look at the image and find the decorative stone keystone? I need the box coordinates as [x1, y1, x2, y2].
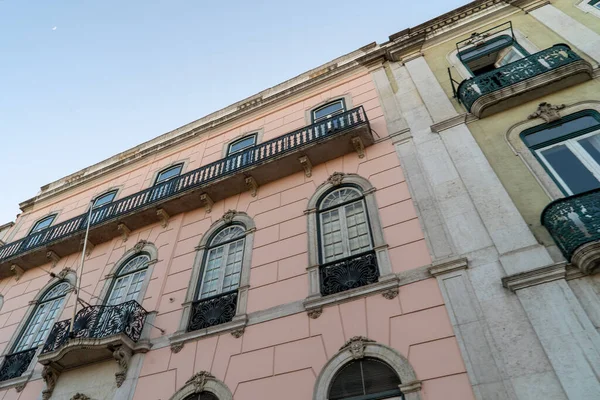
[200, 193, 214, 213]
[157, 208, 170, 228]
[339, 336, 375, 360]
[117, 223, 131, 242]
[327, 172, 346, 186]
[245, 176, 258, 197]
[46, 251, 61, 268]
[113, 346, 132, 388]
[528, 102, 566, 123]
[351, 137, 366, 158]
[186, 371, 215, 393]
[71, 394, 91, 400]
[57, 267, 75, 280]
[42, 365, 60, 400]
[133, 240, 149, 252]
[298, 155, 313, 177]
[221, 210, 237, 225]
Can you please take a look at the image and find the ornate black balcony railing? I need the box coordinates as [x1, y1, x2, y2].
[188, 290, 238, 332]
[0, 107, 368, 266]
[0, 348, 36, 382]
[457, 44, 582, 111]
[319, 250, 379, 296]
[541, 189, 600, 259]
[42, 300, 147, 354]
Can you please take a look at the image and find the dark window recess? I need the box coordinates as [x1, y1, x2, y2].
[228, 134, 257, 155]
[329, 358, 403, 400]
[30, 215, 56, 234]
[92, 191, 117, 209]
[155, 164, 183, 185]
[313, 100, 346, 122]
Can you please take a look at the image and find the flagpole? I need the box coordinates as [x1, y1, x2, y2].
[70, 201, 94, 337]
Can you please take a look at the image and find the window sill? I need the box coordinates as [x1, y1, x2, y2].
[170, 314, 247, 348]
[0, 374, 30, 391]
[303, 274, 399, 316]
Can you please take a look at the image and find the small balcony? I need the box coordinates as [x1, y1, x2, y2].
[37, 300, 149, 371]
[0, 107, 372, 278]
[0, 348, 37, 383]
[457, 44, 593, 118]
[542, 189, 600, 274]
[187, 290, 238, 332]
[319, 250, 380, 296]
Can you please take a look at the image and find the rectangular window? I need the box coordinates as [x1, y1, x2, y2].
[312, 100, 346, 123]
[458, 35, 528, 76]
[29, 215, 56, 235]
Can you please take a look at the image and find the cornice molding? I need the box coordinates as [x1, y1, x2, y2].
[431, 113, 478, 133]
[429, 257, 468, 276]
[502, 262, 567, 292]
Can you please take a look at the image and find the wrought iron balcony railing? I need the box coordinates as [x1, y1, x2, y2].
[457, 44, 583, 112]
[0, 348, 36, 382]
[319, 250, 379, 296]
[541, 189, 600, 260]
[188, 290, 238, 332]
[41, 300, 147, 354]
[0, 107, 369, 270]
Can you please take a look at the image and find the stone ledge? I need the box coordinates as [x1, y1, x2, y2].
[0, 374, 30, 391]
[430, 114, 478, 133]
[429, 257, 468, 276]
[169, 315, 247, 348]
[502, 262, 567, 292]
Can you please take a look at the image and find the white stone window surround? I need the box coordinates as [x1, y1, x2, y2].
[172, 211, 255, 343]
[447, 28, 541, 80]
[304, 94, 354, 126]
[313, 338, 422, 400]
[505, 101, 600, 201]
[304, 173, 397, 310]
[0, 269, 76, 390]
[575, 0, 600, 19]
[147, 158, 191, 188]
[97, 241, 158, 307]
[220, 128, 264, 158]
[26, 211, 61, 236]
[169, 372, 233, 400]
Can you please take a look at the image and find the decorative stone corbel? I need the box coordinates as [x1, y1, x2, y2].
[200, 193, 214, 213]
[171, 343, 184, 353]
[339, 336, 375, 360]
[117, 223, 131, 242]
[327, 172, 346, 186]
[399, 380, 423, 395]
[46, 250, 61, 268]
[82, 238, 95, 256]
[351, 137, 365, 158]
[298, 155, 313, 177]
[42, 365, 60, 400]
[113, 346, 132, 388]
[231, 327, 245, 338]
[381, 288, 399, 300]
[156, 208, 170, 228]
[528, 102, 566, 123]
[57, 267, 75, 280]
[71, 394, 91, 400]
[11, 264, 24, 281]
[15, 383, 26, 393]
[186, 371, 215, 393]
[307, 308, 322, 319]
[133, 240, 149, 252]
[245, 176, 258, 197]
[221, 210, 237, 225]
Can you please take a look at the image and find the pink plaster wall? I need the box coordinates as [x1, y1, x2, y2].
[0, 71, 473, 400]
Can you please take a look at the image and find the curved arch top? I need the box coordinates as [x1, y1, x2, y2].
[307, 173, 375, 210]
[197, 210, 256, 250]
[313, 338, 421, 400]
[169, 372, 233, 400]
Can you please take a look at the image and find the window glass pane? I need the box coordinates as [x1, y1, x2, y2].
[201, 247, 224, 298]
[344, 201, 371, 255]
[228, 135, 256, 155]
[523, 116, 600, 147]
[222, 239, 244, 292]
[320, 187, 362, 210]
[496, 47, 524, 66]
[120, 254, 150, 275]
[578, 133, 600, 165]
[313, 101, 345, 122]
[124, 270, 147, 302]
[540, 145, 600, 194]
[321, 209, 344, 262]
[93, 191, 117, 208]
[210, 226, 245, 246]
[31, 215, 56, 233]
[155, 164, 183, 184]
[459, 36, 512, 62]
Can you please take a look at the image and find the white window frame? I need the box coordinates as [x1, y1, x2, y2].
[154, 163, 183, 185]
[535, 129, 600, 195]
[576, 0, 600, 18]
[227, 134, 257, 156]
[92, 190, 118, 209]
[312, 99, 346, 123]
[28, 214, 57, 235]
[106, 254, 150, 305]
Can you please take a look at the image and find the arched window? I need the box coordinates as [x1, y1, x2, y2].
[329, 358, 403, 400]
[106, 253, 150, 305]
[318, 186, 373, 263]
[14, 282, 70, 352]
[183, 393, 219, 400]
[198, 225, 245, 299]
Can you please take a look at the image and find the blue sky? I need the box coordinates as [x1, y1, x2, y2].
[0, 0, 470, 225]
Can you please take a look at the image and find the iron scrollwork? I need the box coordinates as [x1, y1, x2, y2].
[41, 300, 147, 354]
[319, 251, 380, 296]
[0, 348, 36, 381]
[541, 188, 600, 259]
[188, 290, 238, 332]
[458, 44, 582, 111]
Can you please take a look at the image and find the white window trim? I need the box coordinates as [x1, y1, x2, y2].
[535, 129, 600, 195]
[198, 232, 245, 298]
[106, 254, 151, 305]
[505, 101, 600, 201]
[304, 95, 354, 125]
[148, 159, 190, 188]
[576, 0, 600, 18]
[97, 241, 158, 306]
[91, 188, 120, 209]
[27, 213, 58, 236]
[221, 129, 264, 158]
[173, 211, 255, 341]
